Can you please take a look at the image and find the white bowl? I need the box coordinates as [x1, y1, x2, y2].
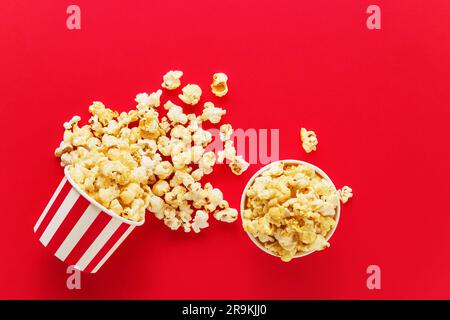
[240, 159, 340, 259]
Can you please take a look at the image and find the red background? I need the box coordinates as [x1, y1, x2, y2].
[1, 0, 450, 299]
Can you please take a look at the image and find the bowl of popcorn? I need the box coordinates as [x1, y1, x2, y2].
[241, 160, 341, 262]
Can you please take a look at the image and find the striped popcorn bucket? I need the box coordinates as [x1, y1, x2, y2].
[34, 166, 144, 273]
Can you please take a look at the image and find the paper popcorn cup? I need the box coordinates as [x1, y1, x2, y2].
[33, 166, 144, 273]
[240, 159, 341, 259]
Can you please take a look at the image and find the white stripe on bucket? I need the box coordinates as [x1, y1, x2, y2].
[39, 188, 80, 247]
[74, 218, 122, 271]
[91, 225, 135, 273]
[54, 204, 101, 261]
[34, 177, 68, 232]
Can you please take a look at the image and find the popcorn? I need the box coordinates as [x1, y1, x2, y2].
[243, 162, 338, 262]
[119, 183, 143, 205]
[63, 116, 81, 130]
[60, 153, 72, 167]
[211, 73, 229, 97]
[97, 186, 120, 208]
[162, 70, 183, 90]
[201, 102, 226, 124]
[214, 207, 238, 223]
[191, 210, 209, 233]
[148, 195, 165, 217]
[217, 140, 236, 163]
[191, 168, 204, 181]
[178, 84, 202, 105]
[154, 161, 174, 180]
[191, 145, 205, 163]
[54, 70, 248, 228]
[216, 133, 249, 175]
[124, 198, 146, 221]
[109, 199, 123, 215]
[164, 101, 188, 124]
[204, 187, 223, 212]
[152, 180, 170, 197]
[338, 186, 353, 203]
[89, 102, 118, 126]
[54, 141, 73, 157]
[135, 90, 162, 110]
[300, 128, 318, 153]
[219, 124, 233, 141]
[230, 155, 249, 175]
[192, 127, 212, 146]
[198, 151, 216, 175]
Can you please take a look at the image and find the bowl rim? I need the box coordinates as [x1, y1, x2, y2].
[240, 159, 340, 259]
[64, 165, 145, 226]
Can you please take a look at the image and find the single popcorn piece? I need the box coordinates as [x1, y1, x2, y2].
[211, 73, 229, 97]
[214, 207, 238, 223]
[191, 210, 209, 233]
[229, 155, 249, 175]
[164, 100, 188, 124]
[201, 102, 226, 124]
[243, 161, 339, 262]
[219, 124, 233, 142]
[54, 71, 247, 226]
[300, 128, 318, 153]
[135, 90, 162, 109]
[63, 116, 81, 130]
[60, 153, 72, 167]
[162, 70, 183, 90]
[152, 180, 170, 197]
[338, 186, 353, 203]
[217, 140, 236, 163]
[198, 151, 216, 175]
[178, 84, 202, 105]
[54, 141, 73, 157]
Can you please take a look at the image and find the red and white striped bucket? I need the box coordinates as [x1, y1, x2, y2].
[34, 166, 144, 273]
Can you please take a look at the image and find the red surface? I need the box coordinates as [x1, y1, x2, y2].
[1, 0, 450, 299]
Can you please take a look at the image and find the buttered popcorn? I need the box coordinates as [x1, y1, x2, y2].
[338, 186, 353, 203]
[300, 128, 318, 153]
[54, 71, 249, 231]
[179, 84, 202, 105]
[211, 73, 229, 97]
[162, 70, 183, 90]
[242, 161, 339, 262]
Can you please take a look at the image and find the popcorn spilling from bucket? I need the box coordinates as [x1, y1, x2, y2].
[34, 71, 249, 273]
[54, 71, 247, 231]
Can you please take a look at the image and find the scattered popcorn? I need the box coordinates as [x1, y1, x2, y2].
[54, 70, 249, 229]
[300, 128, 318, 153]
[178, 84, 202, 105]
[161, 70, 183, 90]
[338, 186, 353, 203]
[243, 161, 339, 262]
[211, 73, 229, 97]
